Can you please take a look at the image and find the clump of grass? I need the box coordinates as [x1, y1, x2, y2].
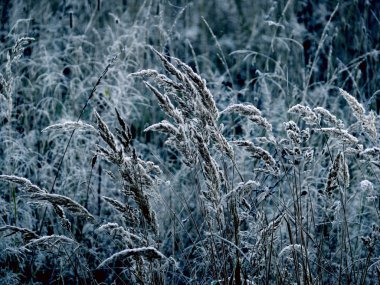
[131, 48, 380, 284]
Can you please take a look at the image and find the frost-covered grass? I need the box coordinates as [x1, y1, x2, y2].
[1, 0, 380, 284]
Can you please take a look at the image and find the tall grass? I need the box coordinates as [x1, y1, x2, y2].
[1, 0, 380, 284]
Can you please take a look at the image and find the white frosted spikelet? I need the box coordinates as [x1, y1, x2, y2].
[232, 140, 277, 172]
[362, 111, 377, 139]
[360, 180, 373, 192]
[288, 104, 318, 125]
[222, 180, 260, 202]
[313, 107, 344, 128]
[360, 147, 380, 158]
[339, 88, 365, 120]
[319, 128, 358, 144]
[144, 120, 179, 136]
[249, 115, 272, 131]
[144, 81, 184, 125]
[0, 175, 46, 193]
[42, 120, 96, 133]
[207, 126, 234, 159]
[97, 246, 167, 268]
[30, 193, 94, 220]
[22, 235, 77, 251]
[339, 89, 377, 139]
[278, 244, 303, 258]
[221, 103, 261, 117]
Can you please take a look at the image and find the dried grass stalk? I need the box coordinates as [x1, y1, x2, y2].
[131, 70, 184, 92]
[319, 128, 359, 144]
[339, 88, 365, 120]
[52, 204, 71, 231]
[360, 147, 380, 159]
[233, 140, 277, 171]
[0, 225, 39, 241]
[221, 103, 261, 117]
[361, 111, 377, 140]
[94, 110, 118, 153]
[207, 126, 234, 159]
[194, 131, 221, 201]
[313, 107, 344, 128]
[339, 88, 377, 139]
[0, 175, 46, 193]
[42, 121, 96, 133]
[95, 110, 159, 234]
[97, 223, 142, 246]
[326, 152, 346, 196]
[173, 57, 219, 120]
[249, 115, 272, 131]
[258, 213, 285, 241]
[115, 108, 133, 151]
[144, 81, 183, 124]
[223, 180, 260, 202]
[102, 196, 129, 213]
[31, 193, 94, 220]
[150, 47, 188, 87]
[22, 235, 77, 251]
[144, 120, 179, 136]
[288, 104, 318, 125]
[97, 246, 167, 268]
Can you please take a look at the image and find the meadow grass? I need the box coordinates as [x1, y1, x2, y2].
[0, 1, 379, 284]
